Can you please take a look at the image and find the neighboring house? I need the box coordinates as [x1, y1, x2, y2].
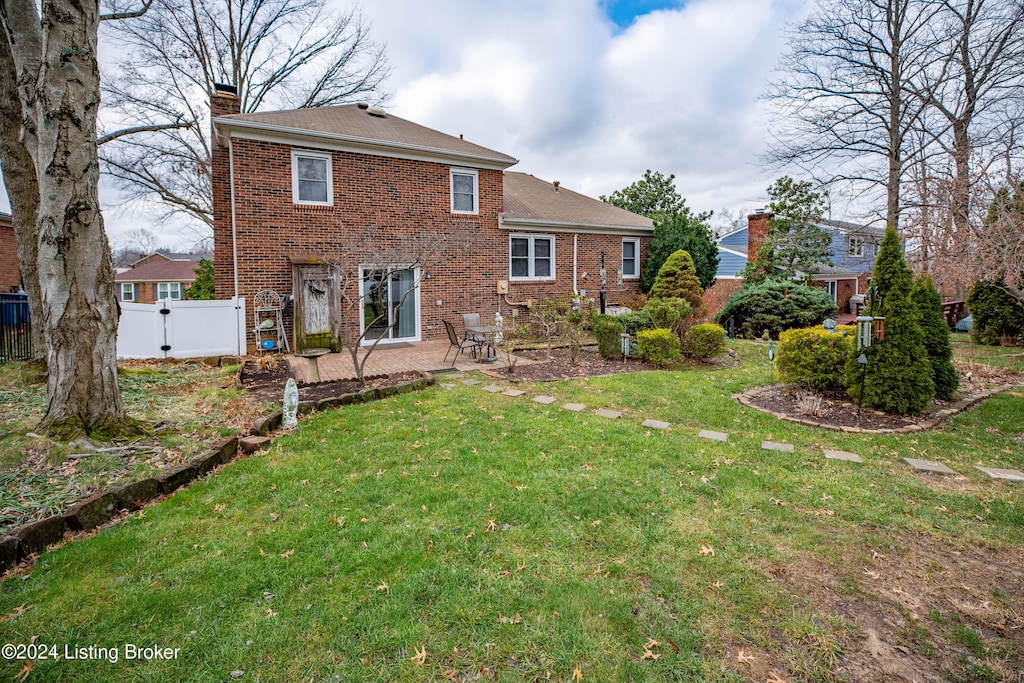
[707, 210, 885, 317]
[114, 253, 202, 304]
[209, 85, 653, 352]
[0, 213, 22, 293]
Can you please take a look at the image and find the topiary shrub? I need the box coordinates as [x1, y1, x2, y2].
[684, 323, 726, 359]
[913, 274, 959, 400]
[966, 280, 1024, 347]
[648, 250, 704, 313]
[617, 310, 655, 337]
[714, 280, 837, 339]
[642, 297, 691, 337]
[777, 327, 853, 392]
[591, 314, 624, 359]
[844, 227, 933, 415]
[637, 328, 680, 367]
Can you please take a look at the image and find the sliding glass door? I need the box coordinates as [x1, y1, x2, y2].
[360, 266, 419, 343]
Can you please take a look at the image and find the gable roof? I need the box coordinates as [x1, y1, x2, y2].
[818, 218, 886, 238]
[501, 172, 653, 235]
[115, 255, 201, 283]
[214, 104, 518, 170]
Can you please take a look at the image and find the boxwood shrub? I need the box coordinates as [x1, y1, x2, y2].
[637, 328, 680, 367]
[777, 327, 853, 392]
[591, 314, 625, 359]
[684, 323, 726, 359]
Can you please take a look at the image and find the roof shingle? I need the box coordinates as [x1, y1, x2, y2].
[502, 172, 653, 231]
[115, 255, 201, 283]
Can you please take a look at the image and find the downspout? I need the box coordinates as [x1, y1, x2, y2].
[573, 234, 579, 296]
[229, 137, 241, 356]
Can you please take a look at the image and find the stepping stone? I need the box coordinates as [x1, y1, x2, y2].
[440, 383, 456, 389]
[975, 466, 1024, 482]
[698, 429, 728, 442]
[502, 389, 526, 397]
[761, 441, 794, 452]
[903, 457, 956, 475]
[563, 403, 587, 412]
[824, 449, 863, 463]
[641, 419, 670, 430]
[463, 379, 481, 386]
[533, 395, 556, 405]
[239, 435, 271, 454]
[595, 409, 622, 419]
[483, 385, 503, 393]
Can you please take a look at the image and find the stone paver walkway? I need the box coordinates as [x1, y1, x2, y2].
[450, 372, 1018, 484]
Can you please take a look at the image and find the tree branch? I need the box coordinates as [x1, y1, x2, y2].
[97, 119, 193, 146]
[99, 0, 153, 21]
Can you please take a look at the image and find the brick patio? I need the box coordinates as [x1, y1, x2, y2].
[285, 340, 535, 382]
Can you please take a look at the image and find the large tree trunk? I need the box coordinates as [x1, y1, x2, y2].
[2, 0, 129, 437]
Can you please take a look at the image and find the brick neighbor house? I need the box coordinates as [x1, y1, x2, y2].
[705, 210, 885, 320]
[114, 253, 203, 304]
[210, 85, 653, 353]
[0, 213, 22, 293]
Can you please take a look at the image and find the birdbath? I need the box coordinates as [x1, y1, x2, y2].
[294, 348, 330, 383]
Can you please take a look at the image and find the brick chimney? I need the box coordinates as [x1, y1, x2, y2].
[747, 209, 770, 261]
[211, 83, 240, 300]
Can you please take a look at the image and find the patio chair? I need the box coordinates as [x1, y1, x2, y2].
[461, 312, 487, 343]
[443, 320, 483, 367]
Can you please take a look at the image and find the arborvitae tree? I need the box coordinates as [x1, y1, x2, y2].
[845, 227, 934, 414]
[912, 274, 959, 400]
[648, 250, 704, 314]
[966, 280, 1024, 346]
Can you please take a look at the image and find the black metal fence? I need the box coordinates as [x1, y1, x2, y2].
[0, 292, 32, 363]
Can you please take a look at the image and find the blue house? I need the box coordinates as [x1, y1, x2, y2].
[714, 211, 885, 317]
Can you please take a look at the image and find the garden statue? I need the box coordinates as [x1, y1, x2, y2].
[283, 378, 299, 430]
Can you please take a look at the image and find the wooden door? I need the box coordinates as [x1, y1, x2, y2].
[291, 261, 340, 351]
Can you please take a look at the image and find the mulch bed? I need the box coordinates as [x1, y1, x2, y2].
[239, 359, 421, 403]
[484, 346, 738, 382]
[743, 386, 927, 431]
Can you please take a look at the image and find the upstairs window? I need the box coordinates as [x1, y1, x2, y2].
[510, 235, 554, 280]
[292, 150, 332, 205]
[450, 168, 478, 214]
[848, 236, 864, 257]
[622, 239, 640, 278]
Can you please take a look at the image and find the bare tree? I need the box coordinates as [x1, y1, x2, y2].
[0, 0, 152, 437]
[99, 0, 389, 231]
[764, 0, 945, 231]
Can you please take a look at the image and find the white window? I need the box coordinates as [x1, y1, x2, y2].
[158, 282, 182, 300]
[450, 168, 478, 214]
[848, 237, 864, 257]
[120, 283, 135, 301]
[292, 149, 332, 205]
[824, 280, 837, 302]
[622, 239, 640, 278]
[510, 235, 554, 280]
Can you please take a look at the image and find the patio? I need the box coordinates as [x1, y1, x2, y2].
[285, 339, 536, 383]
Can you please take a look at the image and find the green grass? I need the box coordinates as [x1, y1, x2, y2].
[0, 341, 1021, 681]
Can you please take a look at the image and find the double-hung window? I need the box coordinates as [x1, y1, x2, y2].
[622, 238, 640, 278]
[158, 282, 182, 300]
[292, 149, 332, 205]
[848, 237, 864, 257]
[510, 235, 554, 280]
[450, 168, 478, 214]
[120, 283, 135, 302]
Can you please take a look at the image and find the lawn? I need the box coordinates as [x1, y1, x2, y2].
[1, 340, 1022, 682]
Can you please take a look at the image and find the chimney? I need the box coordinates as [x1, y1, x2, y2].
[747, 209, 770, 261]
[211, 83, 241, 119]
[553, 180, 560, 192]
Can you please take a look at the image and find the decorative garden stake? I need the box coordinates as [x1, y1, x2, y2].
[768, 339, 776, 396]
[283, 378, 299, 430]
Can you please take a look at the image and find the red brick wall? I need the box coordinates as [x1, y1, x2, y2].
[747, 211, 769, 261]
[0, 219, 22, 292]
[213, 117, 647, 350]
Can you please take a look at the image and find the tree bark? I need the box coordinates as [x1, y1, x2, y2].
[1, 0, 129, 437]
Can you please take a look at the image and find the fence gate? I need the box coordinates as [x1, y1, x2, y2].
[0, 292, 32, 363]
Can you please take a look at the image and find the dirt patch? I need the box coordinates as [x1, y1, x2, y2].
[484, 346, 738, 382]
[239, 359, 422, 403]
[775, 532, 1024, 682]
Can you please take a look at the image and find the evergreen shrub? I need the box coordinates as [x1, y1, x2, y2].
[913, 274, 959, 400]
[966, 281, 1024, 347]
[591, 315, 625, 359]
[637, 329, 680, 367]
[684, 323, 726, 359]
[714, 280, 837, 339]
[777, 327, 852, 392]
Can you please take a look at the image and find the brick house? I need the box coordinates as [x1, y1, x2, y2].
[0, 212, 22, 293]
[210, 85, 653, 352]
[706, 210, 885, 319]
[114, 253, 202, 304]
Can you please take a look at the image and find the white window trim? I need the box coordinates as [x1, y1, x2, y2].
[823, 280, 838, 302]
[848, 236, 864, 257]
[509, 234, 556, 281]
[158, 282, 182, 300]
[357, 264, 421, 346]
[450, 167, 479, 215]
[291, 149, 333, 206]
[622, 238, 640, 279]
[120, 283, 135, 302]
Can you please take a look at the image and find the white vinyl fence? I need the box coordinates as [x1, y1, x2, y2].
[117, 297, 247, 360]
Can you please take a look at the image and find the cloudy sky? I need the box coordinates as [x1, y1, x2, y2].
[1, 0, 809, 249]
